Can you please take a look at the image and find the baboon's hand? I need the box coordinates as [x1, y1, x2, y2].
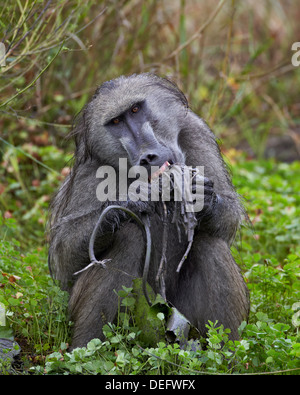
[191, 175, 218, 216]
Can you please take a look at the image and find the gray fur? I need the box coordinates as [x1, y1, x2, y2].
[48, 73, 249, 348]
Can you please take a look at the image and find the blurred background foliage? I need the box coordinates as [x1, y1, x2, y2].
[0, 0, 299, 241]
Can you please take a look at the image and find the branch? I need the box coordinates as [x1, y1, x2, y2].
[0, 40, 64, 109]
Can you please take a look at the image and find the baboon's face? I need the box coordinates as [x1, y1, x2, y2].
[85, 75, 187, 170]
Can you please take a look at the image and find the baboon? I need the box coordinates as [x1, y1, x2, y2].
[48, 73, 249, 349]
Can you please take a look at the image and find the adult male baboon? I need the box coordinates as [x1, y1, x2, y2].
[48, 73, 249, 349]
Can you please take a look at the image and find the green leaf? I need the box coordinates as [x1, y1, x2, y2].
[0, 327, 14, 340]
[132, 278, 165, 346]
[87, 338, 101, 351]
[7, 297, 20, 306]
[157, 312, 164, 321]
[255, 312, 271, 323]
[272, 323, 290, 332]
[266, 356, 273, 364]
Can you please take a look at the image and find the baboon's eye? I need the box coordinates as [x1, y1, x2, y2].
[112, 118, 120, 124]
[131, 105, 139, 113]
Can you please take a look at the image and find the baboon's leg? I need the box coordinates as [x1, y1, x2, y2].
[172, 235, 249, 340]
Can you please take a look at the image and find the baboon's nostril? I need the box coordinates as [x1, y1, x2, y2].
[139, 153, 159, 166]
